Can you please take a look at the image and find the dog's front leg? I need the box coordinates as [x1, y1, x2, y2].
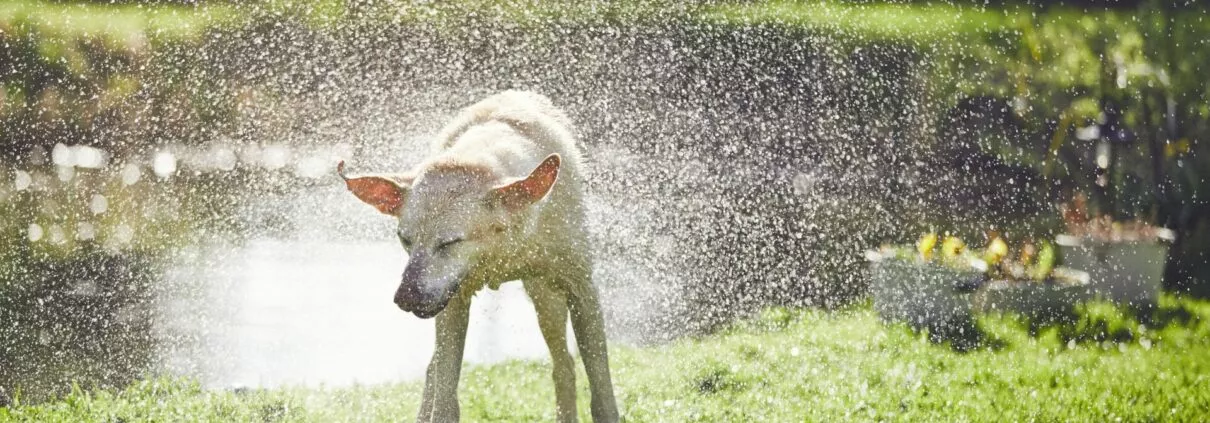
[417, 297, 471, 423]
[524, 279, 578, 422]
[567, 273, 620, 423]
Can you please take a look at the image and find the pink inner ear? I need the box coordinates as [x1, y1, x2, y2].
[495, 154, 561, 210]
[521, 154, 561, 198]
[346, 177, 405, 215]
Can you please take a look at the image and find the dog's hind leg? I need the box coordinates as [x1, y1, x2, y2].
[566, 269, 620, 423]
[524, 279, 579, 423]
[417, 296, 471, 423]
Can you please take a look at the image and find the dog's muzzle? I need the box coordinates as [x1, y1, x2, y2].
[394, 252, 460, 319]
[393, 282, 450, 319]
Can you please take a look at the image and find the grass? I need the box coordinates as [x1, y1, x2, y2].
[4, 295, 1209, 422]
[699, 0, 1019, 43]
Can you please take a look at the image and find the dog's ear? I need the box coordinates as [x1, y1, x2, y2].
[490, 153, 561, 211]
[338, 161, 414, 216]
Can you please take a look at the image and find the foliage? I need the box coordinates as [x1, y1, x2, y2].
[0, 0, 247, 158]
[707, 1, 1207, 215]
[936, 5, 1209, 218]
[703, 0, 1210, 292]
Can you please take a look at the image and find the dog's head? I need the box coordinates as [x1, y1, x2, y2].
[339, 154, 561, 318]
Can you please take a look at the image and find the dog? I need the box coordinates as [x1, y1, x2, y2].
[338, 91, 619, 422]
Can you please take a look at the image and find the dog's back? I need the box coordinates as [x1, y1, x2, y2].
[430, 91, 587, 235]
[434, 91, 583, 179]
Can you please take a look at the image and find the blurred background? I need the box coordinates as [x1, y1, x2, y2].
[1, 0, 1207, 403]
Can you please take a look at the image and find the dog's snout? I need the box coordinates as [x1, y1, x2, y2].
[394, 252, 449, 317]
[393, 282, 422, 311]
[395, 252, 428, 309]
[392, 250, 464, 318]
[394, 281, 450, 318]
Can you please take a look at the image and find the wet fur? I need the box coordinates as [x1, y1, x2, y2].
[363, 91, 618, 422]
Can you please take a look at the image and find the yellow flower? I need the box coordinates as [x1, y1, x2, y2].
[983, 236, 1009, 267]
[917, 232, 939, 260]
[941, 236, 965, 259]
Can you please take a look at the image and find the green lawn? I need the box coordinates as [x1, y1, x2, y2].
[700, 0, 1017, 43]
[4, 296, 1209, 422]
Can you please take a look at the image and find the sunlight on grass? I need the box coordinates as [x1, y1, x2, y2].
[4, 296, 1208, 422]
[700, 1, 1018, 42]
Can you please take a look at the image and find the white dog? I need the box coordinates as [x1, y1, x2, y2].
[339, 91, 619, 422]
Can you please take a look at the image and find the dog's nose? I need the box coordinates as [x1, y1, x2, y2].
[394, 282, 447, 319]
[395, 253, 430, 311]
[394, 282, 422, 311]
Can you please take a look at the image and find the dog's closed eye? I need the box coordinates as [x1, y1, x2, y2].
[436, 238, 463, 252]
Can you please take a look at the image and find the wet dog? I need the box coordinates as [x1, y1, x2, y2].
[339, 91, 618, 422]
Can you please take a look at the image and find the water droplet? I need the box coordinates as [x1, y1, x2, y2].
[27, 223, 44, 242]
[70, 280, 99, 297]
[113, 224, 135, 244]
[122, 163, 142, 185]
[51, 143, 73, 166]
[48, 225, 66, 244]
[77, 222, 97, 241]
[262, 145, 291, 170]
[28, 146, 48, 165]
[294, 156, 330, 179]
[214, 147, 238, 171]
[90, 194, 109, 214]
[73, 145, 109, 169]
[56, 165, 75, 182]
[14, 170, 31, 190]
[1095, 141, 1111, 169]
[153, 152, 178, 178]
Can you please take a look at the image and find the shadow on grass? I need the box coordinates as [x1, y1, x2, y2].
[915, 317, 1004, 353]
[912, 295, 1209, 352]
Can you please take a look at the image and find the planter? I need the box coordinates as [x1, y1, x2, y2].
[1056, 232, 1173, 309]
[971, 268, 1092, 321]
[866, 250, 977, 330]
[868, 249, 1096, 327]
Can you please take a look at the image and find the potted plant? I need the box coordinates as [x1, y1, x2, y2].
[866, 234, 982, 331]
[868, 232, 1093, 328]
[1055, 194, 1175, 310]
[969, 236, 1092, 321]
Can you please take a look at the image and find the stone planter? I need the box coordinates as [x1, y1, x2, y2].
[866, 250, 978, 330]
[868, 250, 1095, 327]
[1056, 232, 1173, 310]
[971, 269, 1092, 321]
